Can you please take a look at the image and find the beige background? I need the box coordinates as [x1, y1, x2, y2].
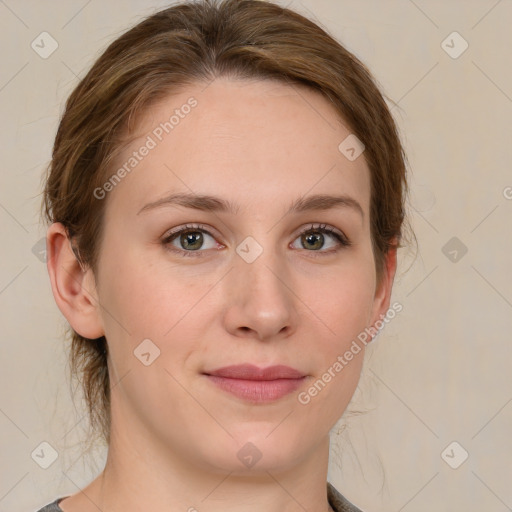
[1, 0, 511, 511]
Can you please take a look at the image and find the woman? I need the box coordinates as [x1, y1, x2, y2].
[37, 0, 409, 510]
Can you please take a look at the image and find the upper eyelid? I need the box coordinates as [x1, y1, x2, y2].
[163, 223, 220, 241]
[163, 222, 348, 244]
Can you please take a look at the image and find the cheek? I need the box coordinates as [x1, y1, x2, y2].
[98, 244, 194, 334]
[309, 259, 376, 340]
[296, 269, 374, 427]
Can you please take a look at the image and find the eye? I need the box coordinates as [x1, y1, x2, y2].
[290, 223, 351, 255]
[162, 224, 220, 257]
[162, 222, 351, 258]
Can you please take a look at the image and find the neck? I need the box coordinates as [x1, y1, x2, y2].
[76, 428, 334, 512]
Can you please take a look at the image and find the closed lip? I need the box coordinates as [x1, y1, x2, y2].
[203, 364, 305, 380]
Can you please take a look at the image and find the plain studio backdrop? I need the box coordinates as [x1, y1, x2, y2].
[1, 1, 511, 511]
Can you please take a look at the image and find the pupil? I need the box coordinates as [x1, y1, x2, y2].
[304, 232, 322, 250]
[183, 231, 202, 250]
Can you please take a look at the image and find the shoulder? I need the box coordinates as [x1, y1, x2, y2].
[36, 488, 359, 512]
[33, 496, 66, 512]
[327, 482, 364, 512]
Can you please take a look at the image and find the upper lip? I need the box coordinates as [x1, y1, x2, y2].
[204, 364, 305, 380]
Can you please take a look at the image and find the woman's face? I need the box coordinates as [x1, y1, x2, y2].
[76, 78, 395, 474]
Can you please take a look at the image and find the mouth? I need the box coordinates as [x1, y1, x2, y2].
[202, 364, 307, 403]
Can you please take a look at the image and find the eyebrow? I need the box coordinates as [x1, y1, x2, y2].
[137, 192, 364, 219]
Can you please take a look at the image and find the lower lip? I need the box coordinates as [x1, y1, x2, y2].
[205, 375, 306, 403]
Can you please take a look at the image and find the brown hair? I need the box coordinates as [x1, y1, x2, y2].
[41, 0, 410, 447]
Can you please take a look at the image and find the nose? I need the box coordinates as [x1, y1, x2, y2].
[222, 249, 299, 341]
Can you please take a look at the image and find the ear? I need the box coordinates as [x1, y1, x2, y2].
[46, 222, 104, 339]
[369, 242, 398, 330]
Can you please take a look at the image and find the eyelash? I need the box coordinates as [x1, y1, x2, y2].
[161, 223, 351, 258]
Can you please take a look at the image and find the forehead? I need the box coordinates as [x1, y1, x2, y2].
[103, 77, 371, 218]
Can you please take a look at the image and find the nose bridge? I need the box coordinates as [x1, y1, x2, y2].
[224, 234, 297, 339]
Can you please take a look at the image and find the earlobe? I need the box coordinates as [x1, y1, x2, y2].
[46, 222, 104, 339]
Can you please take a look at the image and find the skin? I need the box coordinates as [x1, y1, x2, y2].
[47, 77, 397, 512]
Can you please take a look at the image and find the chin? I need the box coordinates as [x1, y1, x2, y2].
[197, 426, 315, 475]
